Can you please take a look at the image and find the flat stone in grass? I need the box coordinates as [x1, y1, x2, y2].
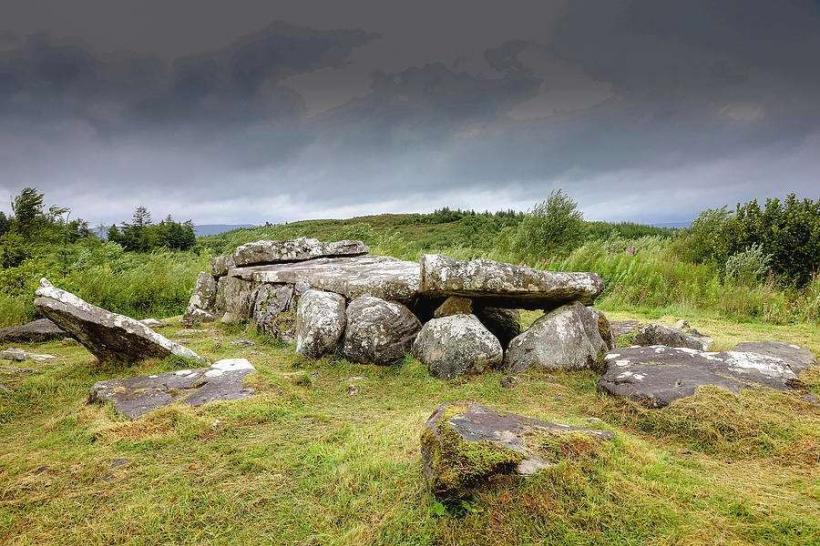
[732, 341, 816, 374]
[598, 345, 814, 408]
[34, 279, 204, 365]
[0, 318, 69, 343]
[89, 358, 256, 419]
[421, 402, 614, 499]
[1, 348, 56, 363]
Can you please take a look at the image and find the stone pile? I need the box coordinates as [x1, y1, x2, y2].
[185, 238, 609, 377]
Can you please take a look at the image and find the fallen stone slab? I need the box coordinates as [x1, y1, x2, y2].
[419, 254, 604, 309]
[1, 348, 56, 363]
[732, 341, 816, 375]
[232, 237, 368, 267]
[0, 318, 69, 343]
[342, 296, 421, 365]
[34, 279, 204, 365]
[504, 303, 614, 373]
[232, 255, 420, 303]
[412, 315, 503, 379]
[89, 358, 256, 419]
[421, 402, 614, 499]
[598, 345, 813, 408]
[635, 323, 712, 351]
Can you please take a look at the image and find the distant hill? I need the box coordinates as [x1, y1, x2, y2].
[193, 224, 255, 237]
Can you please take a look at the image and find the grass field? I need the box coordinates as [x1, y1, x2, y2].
[1, 311, 818, 545]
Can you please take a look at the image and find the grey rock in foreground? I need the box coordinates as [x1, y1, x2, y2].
[342, 296, 421, 365]
[504, 303, 613, 373]
[420, 254, 604, 309]
[253, 284, 295, 339]
[34, 279, 204, 364]
[233, 237, 368, 267]
[598, 345, 813, 408]
[635, 323, 712, 351]
[89, 358, 255, 419]
[296, 289, 346, 358]
[0, 318, 69, 343]
[183, 272, 218, 325]
[412, 315, 503, 379]
[475, 306, 521, 349]
[232, 255, 420, 303]
[421, 402, 614, 499]
[732, 341, 816, 375]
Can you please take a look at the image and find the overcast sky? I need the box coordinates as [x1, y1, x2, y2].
[1, 0, 818, 226]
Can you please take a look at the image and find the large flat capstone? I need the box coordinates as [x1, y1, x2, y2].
[89, 359, 256, 418]
[230, 255, 420, 303]
[232, 237, 368, 267]
[598, 344, 814, 408]
[34, 279, 204, 364]
[419, 254, 604, 309]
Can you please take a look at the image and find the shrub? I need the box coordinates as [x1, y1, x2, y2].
[513, 189, 586, 258]
[724, 244, 771, 286]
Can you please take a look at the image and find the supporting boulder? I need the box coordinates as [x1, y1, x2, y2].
[34, 279, 204, 364]
[412, 315, 502, 379]
[474, 306, 521, 349]
[635, 323, 712, 351]
[216, 276, 257, 323]
[253, 284, 295, 339]
[504, 303, 613, 373]
[233, 237, 368, 267]
[420, 254, 604, 309]
[183, 271, 218, 325]
[295, 289, 346, 358]
[89, 358, 255, 418]
[421, 402, 614, 499]
[342, 296, 421, 365]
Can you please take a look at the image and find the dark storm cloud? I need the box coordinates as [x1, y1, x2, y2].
[0, 1, 818, 224]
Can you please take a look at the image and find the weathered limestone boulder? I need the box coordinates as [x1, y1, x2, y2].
[433, 296, 473, 318]
[420, 254, 604, 309]
[231, 255, 419, 303]
[216, 276, 257, 323]
[598, 345, 813, 407]
[342, 296, 421, 365]
[504, 303, 613, 373]
[89, 358, 255, 418]
[732, 341, 816, 374]
[635, 323, 712, 351]
[421, 402, 614, 499]
[1, 348, 56, 362]
[295, 289, 346, 358]
[412, 315, 503, 379]
[0, 318, 69, 343]
[233, 237, 368, 267]
[253, 284, 294, 339]
[474, 306, 521, 349]
[34, 279, 204, 364]
[183, 272, 218, 325]
[210, 254, 235, 277]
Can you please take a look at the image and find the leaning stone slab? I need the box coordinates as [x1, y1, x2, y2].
[0, 318, 69, 343]
[342, 296, 421, 365]
[89, 358, 255, 419]
[34, 279, 204, 364]
[635, 323, 712, 351]
[232, 255, 420, 303]
[598, 345, 812, 408]
[296, 289, 346, 358]
[413, 315, 503, 379]
[232, 238, 368, 267]
[421, 402, 614, 499]
[420, 254, 604, 309]
[504, 303, 613, 373]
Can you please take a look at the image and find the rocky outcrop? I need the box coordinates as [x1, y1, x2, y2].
[253, 284, 294, 339]
[89, 358, 255, 418]
[34, 279, 204, 364]
[598, 345, 815, 407]
[504, 303, 613, 373]
[474, 306, 521, 349]
[421, 402, 614, 499]
[635, 323, 712, 351]
[412, 315, 503, 379]
[295, 289, 346, 358]
[342, 296, 421, 365]
[0, 318, 69, 343]
[420, 254, 604, 309]
[183, 272, 218, 325]
[233, 237, 368, 267]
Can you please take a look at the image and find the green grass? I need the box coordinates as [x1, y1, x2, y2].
[1, 316, 818, 545]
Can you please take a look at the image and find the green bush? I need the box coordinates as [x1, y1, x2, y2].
[724, 244, 771, 286]
[513, 190, 586, 258]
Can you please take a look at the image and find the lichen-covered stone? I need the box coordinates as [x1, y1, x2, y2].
[635, 323, 712, 351]
[732, 341, 816, 374]
[421, 402, 614, 499]
[413, 315, 502, 379]
[342, 296, 421, 365]
[34, 279, 204, 364]
[433, 296, 473, 318]
[474, 306, 521, 349]
[420, 254, 604, 309]
[253, 284, 294, 339]
[216, 276, 257, 323]
[598, 345, 813, 407]
[504, 303, 612, 373]
[296, 289, 346, 358]
[210, 254, 235, 277]
[232, 237, 368, 267]
[183, 271, 218, 326]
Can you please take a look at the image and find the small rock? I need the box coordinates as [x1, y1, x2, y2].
[140, 318, 165, 328]
[0, 348, 56, 363]
[635, 323, 712, 351]
[474, 306, 521, 349]
[230, 339, 255, 348]
[500, 375, 519, 389]
[0, 318, 69, 343]
[347, 384, 359, 396]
